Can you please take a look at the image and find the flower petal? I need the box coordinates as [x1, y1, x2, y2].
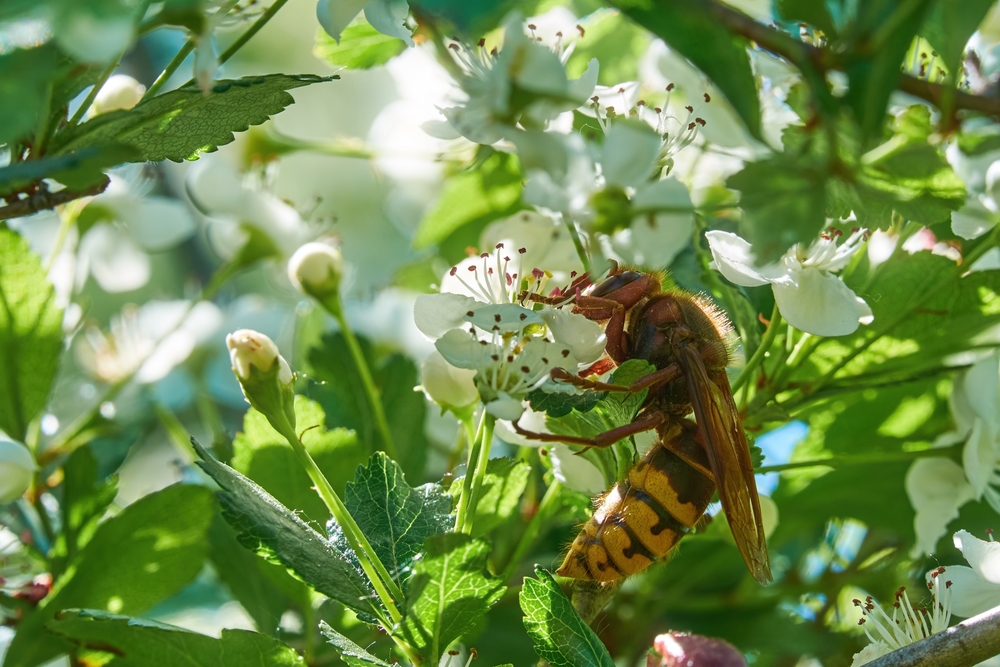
[955, 529, 1000, 585]
[704, 230, 771, 287]
[485, 392, 526, 421]
[364, 0, 413, 45]
[420, 350, 479, 409]
[600, 120, 661, 189]
[964, 418, 998, 498]
[549, 444, 606, 495]
[126, 197, 196, 251]
[495, 407, 549, 447]
[943, 564, 1000, 617]
[539, 308, 606, 364]
[952, 202, 997, 241]
[467, 304, 543, 335]
[435, 328, 495, 371]
[414, 293, 479, 339]
[771, 268, 872, 336]
[81, 225, 151, 293]
[906, 458, 976, 556]
[963, 350, 1000, 426]
[316, 0, 369, 42]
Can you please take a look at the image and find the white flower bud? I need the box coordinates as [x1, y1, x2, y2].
[0, 439, 36, 503]
[226, 329, 293, 385]
[92, 74, 146, 115]
[420, 351, 478, 410]
[287, 241, 343, 300]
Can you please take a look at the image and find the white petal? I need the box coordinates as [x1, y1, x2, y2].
[495, 408, 550, 447]
[704, 230, 771, 287]
[485, 393, 525, 421]
[944, 564, 1000, 617]
[600, 121, 661, 189]
[420, 350, 479, 409]
[467, 304, 543, 335]
[963, 419, 997, 498]
[539, 308, 606, 364]
[186, 159, 245, 215]
[0, 439, 36, 503]
[126, 198, 196, 251]
[955, 529, 1000, 584]
[364, 0, 413, 44]
[970, 247, 1000, 273]
[414, 293, 480, 339]
[850, 641, 893, 667]
[629, 183, 694, 267]
[759, 495, 779, 540]
[317, 0, 369, 42]
[963, 350, 1000, 425]
[435, 328, 495, 371]
[771, 268, 872, 336]
[81, 225, 151, 293]
[137, 330, 195, 384]
[906, 458, 975, 556]
[549, 444, 606, 495]
[952, 203, 997, 241]
[566, 58, 600, 104]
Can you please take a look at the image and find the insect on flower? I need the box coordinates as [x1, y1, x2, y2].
[516, 264, 772, 584]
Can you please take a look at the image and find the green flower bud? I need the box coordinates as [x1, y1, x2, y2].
[226, 329, 296, 437]
[0, 439, 36, 503]
[288, 240, 343, 301]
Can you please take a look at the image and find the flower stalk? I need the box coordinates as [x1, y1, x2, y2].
[732, 302, 781, 394]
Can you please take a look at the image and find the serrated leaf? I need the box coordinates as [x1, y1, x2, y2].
[727, 154, 828, 263]
[48, 609, 306, 666]
[520, 567, 614, 667]
[193, 440, 379, 617]
[842, 0, 936, 146]
[345, 452, 452, 585]
[308, 333, 428, 479]
[0, 229, 64, 442]
[402, 534, 505, 664]
[51, 446, 118, 578]
[231, 396, 367, 526]
[450, 457, 530, 537]
[320, 621, 392, 667]
[0, 145, 136, 197]
[528, 386, 605, 418]
[4, 485, 213, 667]
[922, 0, 993, 77]
[314, 22, 406, 69]
[612, 0, 761, 140]
[50, 74, 335, 163]
[412, 151, 524, 259]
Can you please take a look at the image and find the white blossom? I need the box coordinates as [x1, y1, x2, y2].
[92, 74, 145, 115]
[946, 529, 1000, 618]
[706, 229, 873, 336]
[226, 329, 293, 386]
[288, 240, 343, 299]
[316, 0, 413, 44]
[0, 440, 36, 504]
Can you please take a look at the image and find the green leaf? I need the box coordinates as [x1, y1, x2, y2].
[726, 153, 828, 263]
[193, 440, 379, 617]
[48, 609, 306, 667]
[51, 446, 118, 578]
[776, 0, 838, 37]
[0, 146, 136, 197]
[450, 457, 530, 537]
[402, 533, 505, 664]
[842, 0, 936, 146]
[314, 22, 406, 69]
[527, 386, 605, 418]
[564, 10, 651, 85]
[307, 333, 427, 479]
[231, 396, 367, 525]
[345, 452, 452, 585]
[0, 46, 58, 146]
[0, 229, 64, 442]
[50, 74, 336, 163]
[320, 621, 392, 667]
[921, 0, 993, 76]
[4, 484, 214, 667]
[612, 0, 762, 140]
[208, 514, 305, 636]
[412, 151, 524, 259]
[519, 567, 614, 667]
[955, 128, 1000, 156]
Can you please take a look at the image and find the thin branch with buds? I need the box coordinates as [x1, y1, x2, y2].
[0, 178, 109, 221]
[866, 603, 1000, 667]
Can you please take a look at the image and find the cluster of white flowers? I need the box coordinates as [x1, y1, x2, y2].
[414, 228, 605, 423]
[707, 228, 873, 337]
[906, 350, 1000, 556]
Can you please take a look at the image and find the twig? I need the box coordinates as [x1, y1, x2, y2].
[0, 178, 109, 221]
[866, 603, 1000, 667]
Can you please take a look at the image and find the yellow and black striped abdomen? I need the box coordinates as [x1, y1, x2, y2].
[557, 424, 715, 582]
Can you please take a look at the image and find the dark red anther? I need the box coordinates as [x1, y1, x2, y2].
[704, 93, 711, 102]
[666, 83, 675, 91]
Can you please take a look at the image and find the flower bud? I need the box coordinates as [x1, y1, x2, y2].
[92, 74, 146, 115]
[0, 439, 36, 503]
[226, 329, 296, 436]
[288, 241, 343, 301]
[420, 351, 479, 412]
[648, 632, 747, 667]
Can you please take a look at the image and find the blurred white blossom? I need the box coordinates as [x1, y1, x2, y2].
[92, 74, 145, 115]
[706, 229, 873, 336]
[0, 439, 36, 504]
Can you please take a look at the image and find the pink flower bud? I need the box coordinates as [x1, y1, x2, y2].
[648, 632, 747, 667]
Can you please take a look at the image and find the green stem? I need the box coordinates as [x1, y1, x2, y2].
[732, 302, 780, 393]
[758, 442, 962, 474]
[30, 82, 54, 157]
[564, 218, 592, 274]
[323, 297, 398, 460]
[500, 481, 561, 583]
[277, 424, 405, 617]
[454, 413, 485, 533]
[143, 42, 194, 100]
[461, 413, 495, 536]
[68, 58, 121, 127]
[43, 209, 76, 273]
